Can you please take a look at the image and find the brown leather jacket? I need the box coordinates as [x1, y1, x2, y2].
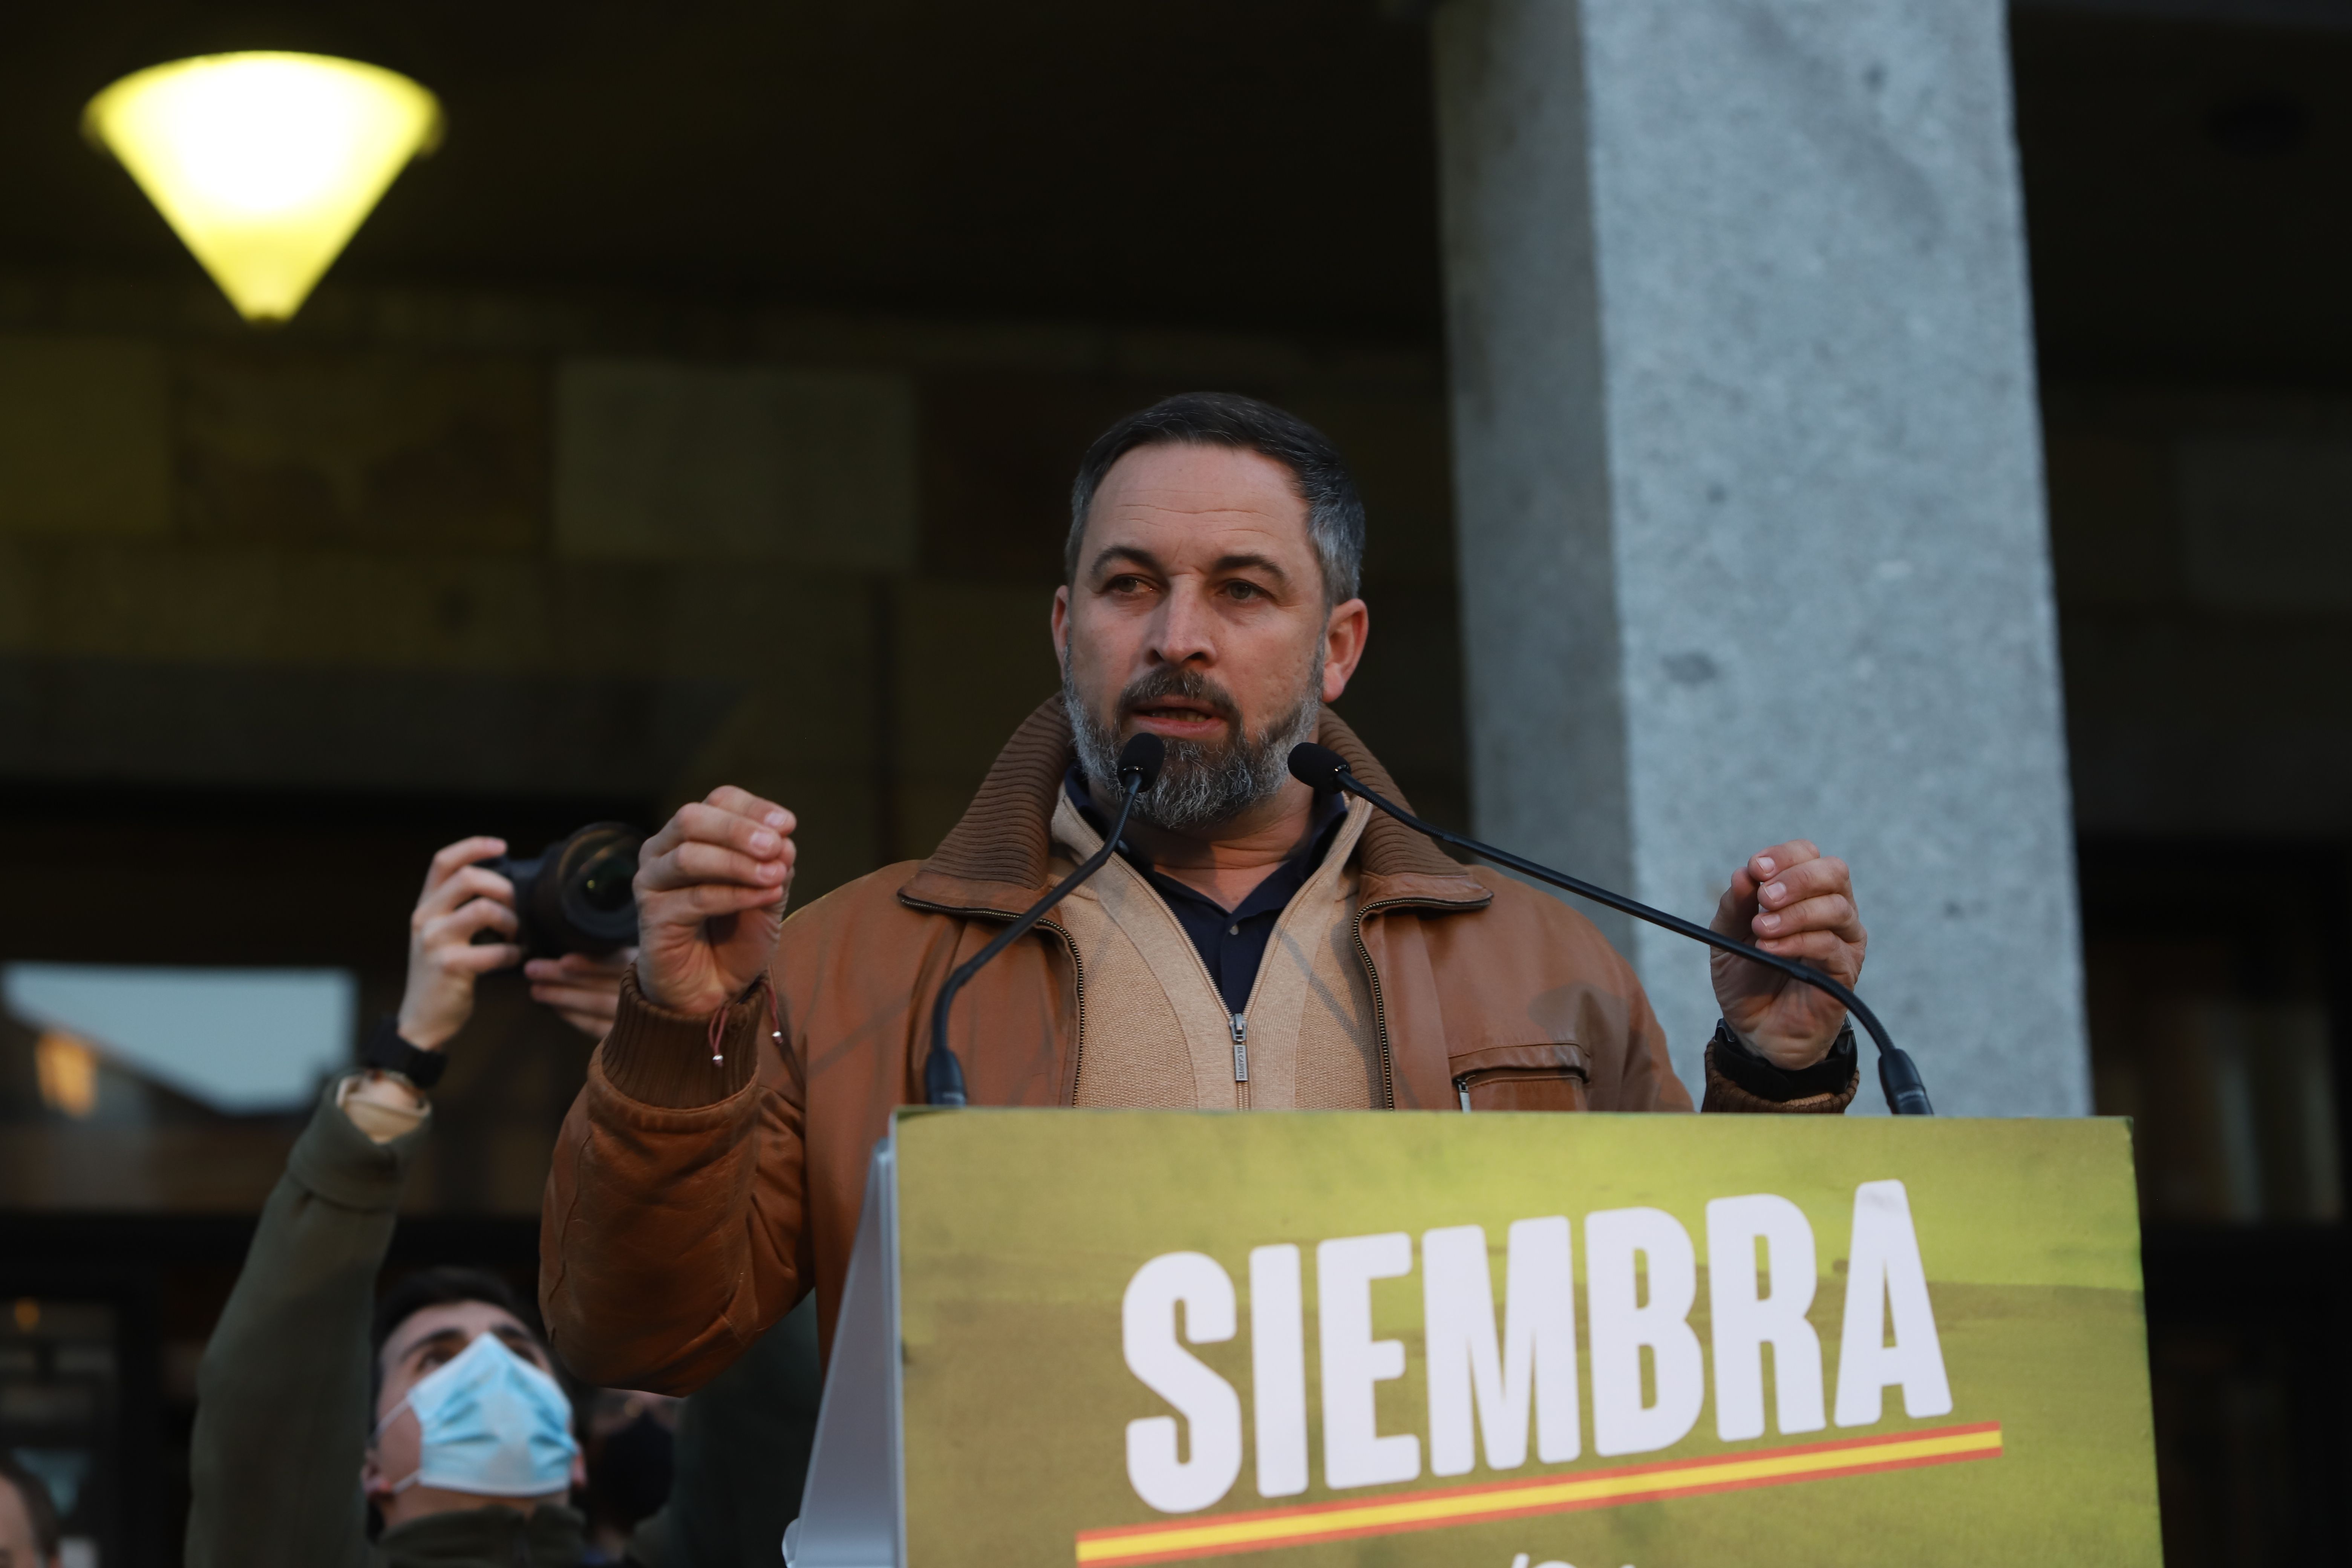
[539, 702, 1854, 1392]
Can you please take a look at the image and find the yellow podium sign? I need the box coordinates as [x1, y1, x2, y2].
[791, 1110, 2158, 1568]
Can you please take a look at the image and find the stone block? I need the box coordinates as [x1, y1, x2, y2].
[0, 336, 171, 539]
[891, 579, 1061, 859]
[1284, 392, 1458, 583]
[916, 374, 1145, 585]
[555, 359, 917, 570]
[175, 346, 546, 553]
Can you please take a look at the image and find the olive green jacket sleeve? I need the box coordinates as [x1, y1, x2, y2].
[184, 1082, 428, 1568]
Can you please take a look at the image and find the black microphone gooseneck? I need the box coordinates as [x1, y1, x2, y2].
[924, 733, 1168, 1107]
[1286, 743, 1932, 1115]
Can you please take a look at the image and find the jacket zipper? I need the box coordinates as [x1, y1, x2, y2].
[913, 888, 1475, 1112]
[1047, 917, 1085, 1104]
[1354, 904, 1398, 1110]
[1450, 1064, 1588, 1112]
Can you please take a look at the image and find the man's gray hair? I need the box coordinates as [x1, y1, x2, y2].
[1065, 392, 1366, 605]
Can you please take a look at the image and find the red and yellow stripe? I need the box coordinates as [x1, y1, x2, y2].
[1075, 1421, 2002, 1565]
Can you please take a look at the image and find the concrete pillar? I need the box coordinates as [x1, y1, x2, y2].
[1433, 0, 2087, 1115]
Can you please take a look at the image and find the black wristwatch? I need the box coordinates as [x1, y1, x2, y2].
[1710, 1017, 1856, 1101]
[363, 1015, 448, 1089]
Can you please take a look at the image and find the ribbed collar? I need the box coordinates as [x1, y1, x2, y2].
[900, 697, 1488, 917]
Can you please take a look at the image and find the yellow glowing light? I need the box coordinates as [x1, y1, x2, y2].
[34, 1031, 98, 1119]
[84, 52, 443, 323]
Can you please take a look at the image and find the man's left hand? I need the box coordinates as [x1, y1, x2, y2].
[1709, 840, 1867, 1070]
[524, 949, 636, 1040]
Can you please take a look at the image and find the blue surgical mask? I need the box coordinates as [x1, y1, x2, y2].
[377, 1330, 579, 1498]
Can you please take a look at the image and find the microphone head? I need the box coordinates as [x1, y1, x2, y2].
[1116, 732, 1166, 791]
[1287, 742, 1350, 793]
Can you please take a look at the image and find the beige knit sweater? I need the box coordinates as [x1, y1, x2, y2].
[1048, 791, 1385, 1110]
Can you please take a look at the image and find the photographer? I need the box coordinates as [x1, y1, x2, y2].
[184, 836, 631, 1568]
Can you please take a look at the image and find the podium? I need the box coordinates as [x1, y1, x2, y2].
[786, 1109, 2159, 1567]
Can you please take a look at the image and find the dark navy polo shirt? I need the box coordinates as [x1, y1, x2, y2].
[1065, 766, 1348, 1016]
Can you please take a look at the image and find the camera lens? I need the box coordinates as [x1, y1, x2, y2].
[542, 822, 645, 956]
[578, 852, 633, 913]
[497, 823, 643, 958]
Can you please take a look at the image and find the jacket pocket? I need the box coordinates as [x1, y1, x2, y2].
[1449, 1042, 1590, 1112]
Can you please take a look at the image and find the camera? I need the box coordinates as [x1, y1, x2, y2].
[485, 822, 644, 958]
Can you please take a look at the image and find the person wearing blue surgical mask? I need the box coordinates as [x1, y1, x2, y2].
[182, 834, 816, 1568]
[363, 1278, 586, 1531]
[184, 838, 628, 1568]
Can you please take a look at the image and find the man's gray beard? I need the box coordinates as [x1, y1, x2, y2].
[1064, 665, 1320, 835]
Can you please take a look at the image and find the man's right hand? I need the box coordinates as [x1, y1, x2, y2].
[633, 787, 797, 1015]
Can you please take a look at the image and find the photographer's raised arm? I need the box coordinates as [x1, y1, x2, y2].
[189, 834, 632, 1568]
[538, 787, 808, 1393]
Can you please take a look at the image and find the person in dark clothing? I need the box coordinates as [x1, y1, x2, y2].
[185, 836, 627, 1567]
[184, 834, 822, 1568]
[582, 1388, 680, 1557]
[626, 1302, 821, 1568]
[365, 1268, 586, 1547]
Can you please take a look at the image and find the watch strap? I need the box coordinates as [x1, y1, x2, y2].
[363, 1015, 448, 1089]
[1709, 1017, 1856, 1101]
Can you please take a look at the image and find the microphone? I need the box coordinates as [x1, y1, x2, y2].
[924, 733, 1167, 1107]
[1287, 743, 1932, 1115]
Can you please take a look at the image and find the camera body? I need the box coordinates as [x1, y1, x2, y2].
[484, 822, 643, 958]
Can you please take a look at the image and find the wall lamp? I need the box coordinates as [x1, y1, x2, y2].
[84, 52, 443, 325]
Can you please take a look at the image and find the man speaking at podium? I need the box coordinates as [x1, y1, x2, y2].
[541, 394, 1870, 1392]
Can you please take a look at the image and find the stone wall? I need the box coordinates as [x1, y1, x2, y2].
[0, 271, 1462, 1210]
